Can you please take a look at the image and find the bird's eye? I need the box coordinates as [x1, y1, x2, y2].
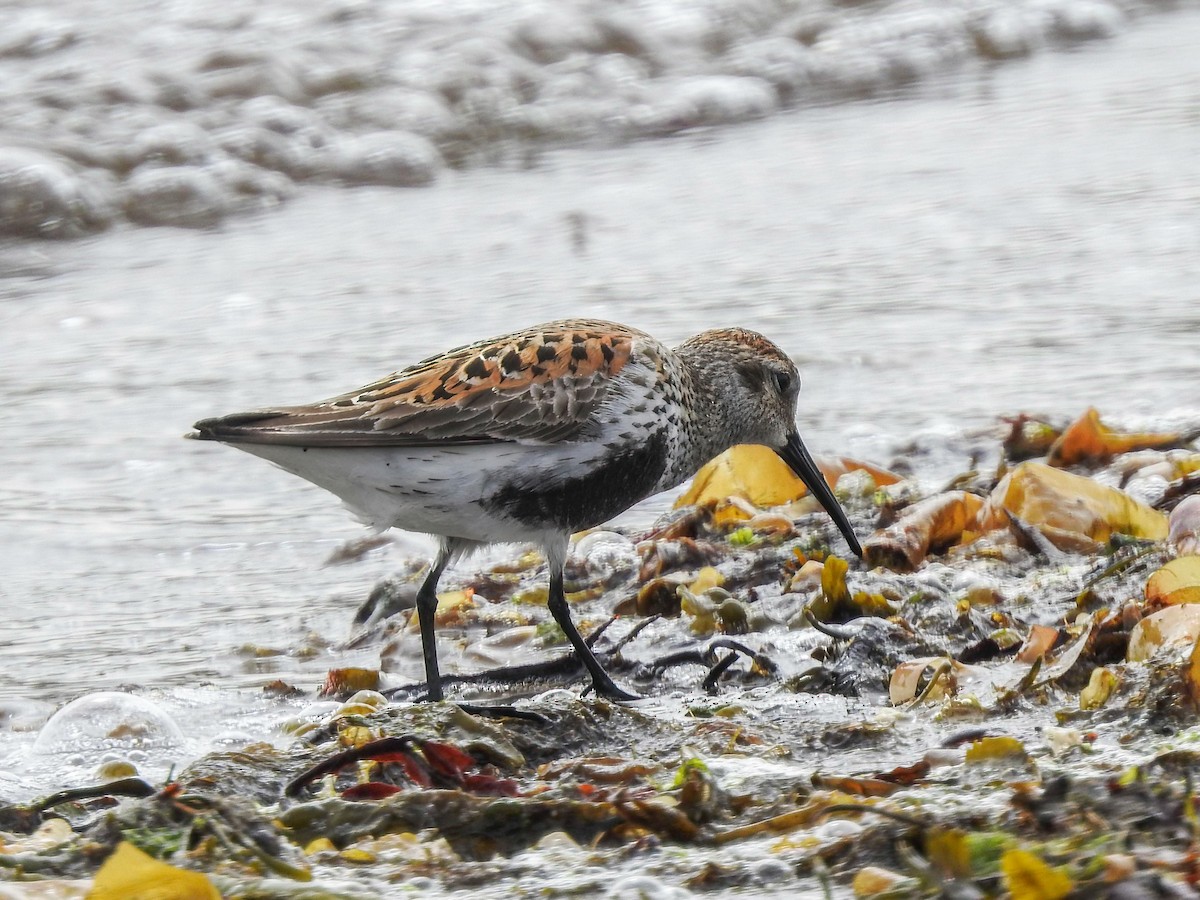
[771, 370, 792, 394]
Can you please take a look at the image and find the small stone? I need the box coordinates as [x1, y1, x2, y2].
[0, 147, 115, 237]
[124, 165, 228, 227]
[332, 131, 442, 186]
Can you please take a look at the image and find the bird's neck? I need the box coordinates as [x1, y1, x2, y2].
[665, 345, 742, 487]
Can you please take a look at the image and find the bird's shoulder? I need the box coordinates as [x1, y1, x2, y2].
[364, 319, 652, 406]
[357, 319, 669, 443]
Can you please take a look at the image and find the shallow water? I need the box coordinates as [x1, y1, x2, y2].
[2, 7, 1199, 795]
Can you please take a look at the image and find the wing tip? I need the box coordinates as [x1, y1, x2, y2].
[187, 411, 282, 443]
[188, 416, 222, 442]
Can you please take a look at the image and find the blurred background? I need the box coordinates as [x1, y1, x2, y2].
[1, 0, 1198, 791]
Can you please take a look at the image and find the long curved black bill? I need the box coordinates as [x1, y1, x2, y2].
[777, 431, 863, 558]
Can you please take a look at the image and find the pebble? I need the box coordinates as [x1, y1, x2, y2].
[0, 147, 116, 237]
[332, 131, 442, 187]
[124, 165, 228, 227]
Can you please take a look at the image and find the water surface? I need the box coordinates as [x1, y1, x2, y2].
[1, 7, 1198, 793]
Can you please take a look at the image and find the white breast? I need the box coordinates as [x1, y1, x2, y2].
[230, 351, 679, 541]
[234, 438, 622, 542]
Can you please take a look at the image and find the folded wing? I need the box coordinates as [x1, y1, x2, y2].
[191, 320, 643, 448]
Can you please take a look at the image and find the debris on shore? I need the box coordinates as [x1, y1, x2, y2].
[7, 407, 1200, 898]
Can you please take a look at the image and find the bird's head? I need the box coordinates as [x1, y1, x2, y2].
[678, 328, 862, 557]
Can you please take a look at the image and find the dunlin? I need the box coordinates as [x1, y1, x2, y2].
[190, 319, 861, 701]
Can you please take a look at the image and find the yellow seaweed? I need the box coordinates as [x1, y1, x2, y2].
[1001, 848, 1073, 900]
[1127, 605, 1200, 662]
[1048, 407, 1187, 467]
[864, 491, 984, 571]
[1145, 557, 1200, 608]
[1080, 666, 1118, 710]
[976, 462, 1167, 545]
[965, 736, 1027, 764]
[676, 445, 899, 508]
[88, 842, 220, 900]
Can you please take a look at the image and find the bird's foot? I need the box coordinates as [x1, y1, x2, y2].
[585, 675, 641, 702]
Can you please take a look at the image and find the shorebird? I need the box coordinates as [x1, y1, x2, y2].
[190, 319, 862, 701]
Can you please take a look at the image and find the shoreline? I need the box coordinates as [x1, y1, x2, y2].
[4, 407, 1200, 895]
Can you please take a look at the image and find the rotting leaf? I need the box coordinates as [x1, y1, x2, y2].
[710, 794, 837, 845]
[1036, 614, 1101, 686]
[712, 496, 756, 528]
[632, 578, 682, 617]
[1127, 605, 1200, 662]
[613, 795, 701, 841]
[873, 758, 932, 787]
[1003, 414, 1062, 461]
[670, 757, 709, 789]
[1016, 625, 1059, 664]
[638, 537, 717, 581]
[432, 589, 477, 625]
[640, 505, 713, 542]
[1117, 449, 1200, 502]
[1145, 557, 1200, 609]
[337, 725, 374, 750]
[850, 591, 896, 618]
[679, 585, 726, 635]
[420, 741, 476, 780]
[788, 558, 824, 593]
[852, 865, 919, 896]
[1048, 407, 1191, 467]
[459, 773, 521, 796]
[319, 667, 381, 698]
[811, 774, 900, 798]
[747, 512, 794, 536]
[890, 657, 958, 704]
[341, 782, 403, 801]
[540, 756, 660, 786]
[675, 759, 730, 825]
[1079, 666, 1118, 710]
[863, 491, 984, 571]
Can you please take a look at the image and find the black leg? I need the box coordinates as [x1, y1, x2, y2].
[416, 548, 451, 702]
[546, 565, 640, 701]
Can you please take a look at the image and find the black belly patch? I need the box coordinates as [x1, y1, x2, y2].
[485, 432, 668, 531]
